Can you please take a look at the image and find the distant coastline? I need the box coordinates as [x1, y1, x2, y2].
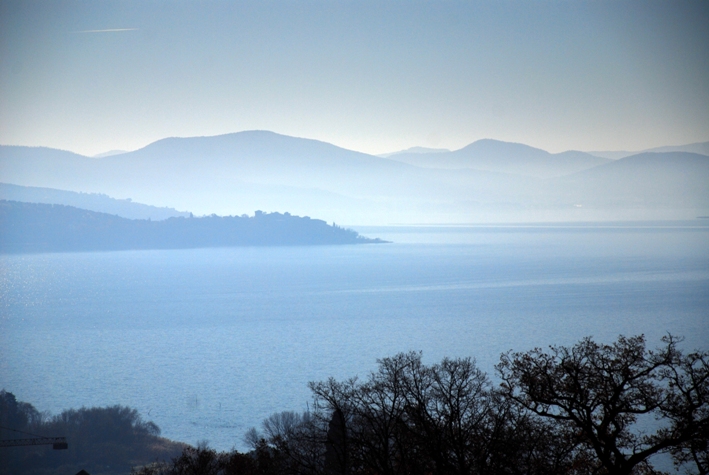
[0, 201, 387, 254]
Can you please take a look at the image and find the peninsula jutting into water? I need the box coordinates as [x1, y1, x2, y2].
[0, 200, 385, 254]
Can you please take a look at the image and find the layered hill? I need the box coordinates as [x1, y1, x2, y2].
[1, 132, 707, 223]
[588, 141, 709, 160]
[0, 132, 540, 223]
[0, 182, 189, 220]
[644, 141, 709, 156]
[386, 139, 611, 178]
[550, 152, 709, 208]
[0, 201, 383, 253]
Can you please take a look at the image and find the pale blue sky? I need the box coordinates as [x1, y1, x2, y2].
[1, 0, 707, 156]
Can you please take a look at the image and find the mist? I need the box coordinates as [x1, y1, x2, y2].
[2, 131, 707, 225]
[1, 1, 708, 474]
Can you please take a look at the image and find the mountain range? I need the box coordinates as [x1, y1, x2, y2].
[586, 141, 709, 160]
[1, 131, 707, 224]
[384, 139, 612, 178]
[383, 140, 709, 163]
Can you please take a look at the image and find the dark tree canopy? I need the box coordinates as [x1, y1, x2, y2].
[244, 336, 708, 475]
[4, 334, 707, 475]
[0, 395, 184, 475]
[497, 335, 709, 475]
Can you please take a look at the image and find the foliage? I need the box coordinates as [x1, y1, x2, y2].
[130, 445, 278, 475]
[0, 395, 184, 475]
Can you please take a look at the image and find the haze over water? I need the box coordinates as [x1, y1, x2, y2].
[1, 3, 708, 472]
[1, 223, 707, 451]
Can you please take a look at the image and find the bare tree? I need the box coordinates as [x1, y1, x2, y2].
[497, 335, 709, 475]
[247, 410, 326, 475]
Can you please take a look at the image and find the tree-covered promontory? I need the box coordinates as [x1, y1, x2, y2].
[0, 201, 386, 253]
[0, 391, 185, 475]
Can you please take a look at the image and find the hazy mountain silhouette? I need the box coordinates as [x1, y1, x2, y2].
[0, 132, 540, 222]
[585, 150, 635, 160]
[0, 201, 384, 253]
[0, 183, 189, 220]
[387, 139, 611, 178]
[588, 141, 709, 160]
[548, 152, 709, 208]
[1, 132, 707, 223]
[643, 141, 709, 156]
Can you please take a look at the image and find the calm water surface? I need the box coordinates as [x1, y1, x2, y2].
[1, 223, 708, 450]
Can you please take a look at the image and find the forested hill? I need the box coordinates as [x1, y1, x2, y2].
[0, 201, 385, 253]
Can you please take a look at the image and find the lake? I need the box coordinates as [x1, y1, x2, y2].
[1, 222, 708, 451]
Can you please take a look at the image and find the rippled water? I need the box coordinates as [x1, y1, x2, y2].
[1, 223, 708, 450]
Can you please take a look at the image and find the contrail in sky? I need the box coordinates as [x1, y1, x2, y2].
[75, 28, 138, 33]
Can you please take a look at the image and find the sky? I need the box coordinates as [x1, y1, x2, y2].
[1, 0, 708, 157]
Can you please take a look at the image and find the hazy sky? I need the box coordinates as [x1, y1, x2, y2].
[1, 0, 708, 156]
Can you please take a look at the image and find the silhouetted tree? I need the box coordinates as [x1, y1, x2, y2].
[247, 410, 326, 475]
[1, 393, 182, 475]
[0, 390, 45, 433]
[169, 446, 224, 475]
[497, 335, 709, 475]
[308, 352, 544, 475]
[324, 408, 348, 475]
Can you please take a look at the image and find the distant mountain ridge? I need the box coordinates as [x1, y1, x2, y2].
[588, 141, 709, 160]
[387, 139, 611, 177]
[551, 152, 709, 208]
[643, 141, 709, 155]
[1, 131, 707, 224]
